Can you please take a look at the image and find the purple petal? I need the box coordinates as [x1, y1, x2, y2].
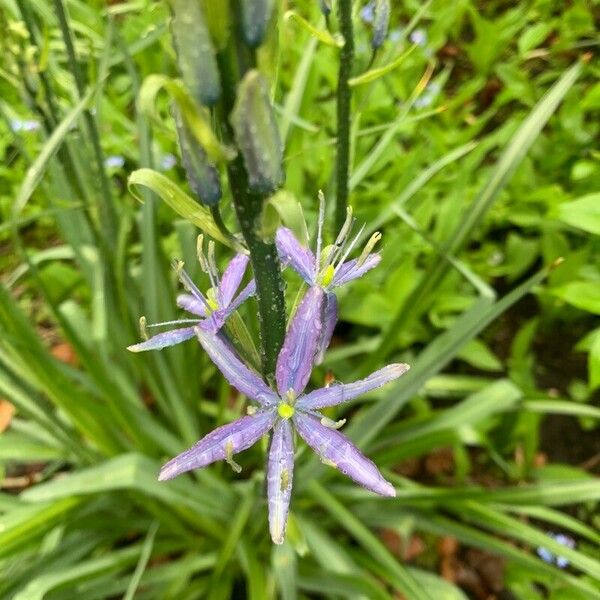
[267, 419, 295, 544]
[297, 363, 409, 410]
[127, 327, 196, 352]
[275, 227, 316, 284]
[159, 410, 276, 480]
[177, 294, 207, 316]
[198, 311, 226, 334]
[219, 254, 250, 307]
[315, 292, 337, 365]
[276, 286, 325, 397]
[223, 279, 256, 317]
[294, 412, 395, 497]
[202, 279, 256, 334]
[196, 328, 278, 406]
[332, 253, 381, 287]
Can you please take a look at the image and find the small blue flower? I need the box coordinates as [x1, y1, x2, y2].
[414, 82, 441, 109]
[11, 119, 40, 133]
[410, 28, 427, 47]
[360, 1, 375, 24]
[104, 155, 125, 169]
[159, 153, 177, 170]
[536, 532, 576, 568]
[389, 28, 402, 43]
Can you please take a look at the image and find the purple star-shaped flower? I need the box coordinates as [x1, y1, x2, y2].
[158, 285, 409, 544]
[276, 195, 382, 363]
[128, 251, 255, 353]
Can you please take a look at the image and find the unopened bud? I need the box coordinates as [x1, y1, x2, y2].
[372, 0, 390, 49]
[174, 109, 222, 206]
[240, 0, 274, 48]
[170, 0, 221, 106]
[319, 0, 332, 16]
[231, 70, 284, 194]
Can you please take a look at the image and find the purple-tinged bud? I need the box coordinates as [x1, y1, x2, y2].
[319, 0, 332, 16]
[372, 0, 390, 49]
[170, 0, 221, 106]
[240, 0, 274, 48]
[174, 108, 222, 206]
[231, 70, 284, 194]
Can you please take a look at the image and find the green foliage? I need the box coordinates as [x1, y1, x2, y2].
[0, 0, 598, 598]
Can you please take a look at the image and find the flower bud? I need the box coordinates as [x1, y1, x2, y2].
[174, 108, 222, 206]
[231, 70, 284, 194]
[240, 0, 274, 48]
[372, 0, 390, 49]
[319, 0, 332, 16]
[170, 0, 221, 106]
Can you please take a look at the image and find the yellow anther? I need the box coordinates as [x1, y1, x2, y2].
[225, 440, 242, 473]
[320, 416, 346, 430]
[139, 316, 148, 341]
[280, 469, 290, 491]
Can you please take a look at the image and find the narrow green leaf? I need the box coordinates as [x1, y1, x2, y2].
[128, 169, 235, 248]
[349, 45, 416, 87]
[122, 522, 159, 600]
[309, 481, 432, 600]
[284, 11, 343, 47]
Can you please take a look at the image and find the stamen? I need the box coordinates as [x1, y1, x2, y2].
[225, 440, 242, 473]
[325, 206, 353, 266]
[315, 190, 326, 279]
[172, 259, 211, 309]
[246, 406, 257, 415]
[320, 416, 346, 429]
[146, 319, 201, 328]
[196, 235, 209, 273]
[333, 223, 365, 277]
[207, 240, 220, 288]
[139, 316, 148, 340]
[357, 231, 382, 266]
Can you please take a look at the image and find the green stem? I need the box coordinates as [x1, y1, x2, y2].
[216, 44, 286, 382]
[334, 0, 354, 233]
[210, 204, 236, 243]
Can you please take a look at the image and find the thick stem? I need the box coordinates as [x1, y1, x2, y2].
[334, 0, 354, 233]
[216, 44, 286, 382]
[228, 159, 287, 381]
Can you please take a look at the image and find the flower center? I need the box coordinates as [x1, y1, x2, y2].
[206, 287, 220, 313]
[319, 264, 335, 287]
[278, 389, 296, 418]
[277, 403, 295, 419]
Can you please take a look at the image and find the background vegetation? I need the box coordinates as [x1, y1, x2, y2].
[0, 0, 599, 598]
